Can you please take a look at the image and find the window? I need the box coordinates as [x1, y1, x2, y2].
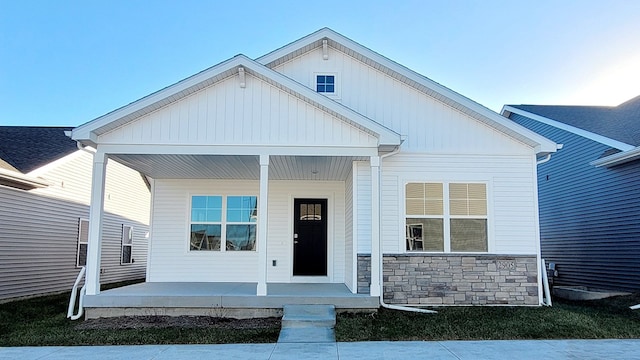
[190, 195, 257, 251]
[190, 196, 222, 250]
[76, 219, 89, 267]
[226, 196, 257, 251]
[405, 182, 487, 252]
[316, 75, 335, 93]
[121, 225, 133, 264]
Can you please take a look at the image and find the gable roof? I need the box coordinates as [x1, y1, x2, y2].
[71, 54, 401, 149]
[257, 28, 558, 155]
[506, 95, 640, 148]
[72, 28, 558, 155]
[0, 126, 76, 173]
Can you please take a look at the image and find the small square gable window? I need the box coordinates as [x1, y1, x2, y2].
[316, 75, 335, 93]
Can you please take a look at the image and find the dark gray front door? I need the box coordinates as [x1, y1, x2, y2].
[293, 198, 328, 276]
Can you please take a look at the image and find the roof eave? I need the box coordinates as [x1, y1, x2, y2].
[0, 168, 49, 190]
[502, 106, 635, 152]
[591, 146, 640, 167]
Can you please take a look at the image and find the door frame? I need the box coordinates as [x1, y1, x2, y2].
[289, 194, 333, 283]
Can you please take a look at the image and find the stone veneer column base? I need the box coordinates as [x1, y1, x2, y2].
[359, 254, 539, 305]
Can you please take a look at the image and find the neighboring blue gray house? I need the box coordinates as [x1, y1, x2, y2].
[502, 96, 640, 292]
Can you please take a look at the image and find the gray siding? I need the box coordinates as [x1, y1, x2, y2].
[510, 113, 640, 292]
[0, 185, 149, 301]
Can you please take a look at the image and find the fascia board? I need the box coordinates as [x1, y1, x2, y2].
[256, 28, 333, 65]
[0, 167, 49, 189]
[71, 55, 247, 142]
[258, 28, 555, 153]
[503, 106, 635, 152]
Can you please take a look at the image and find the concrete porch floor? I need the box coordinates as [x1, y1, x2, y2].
[83, 282, 378, 318]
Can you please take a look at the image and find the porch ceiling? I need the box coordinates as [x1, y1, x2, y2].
[110, 154, 367, 180]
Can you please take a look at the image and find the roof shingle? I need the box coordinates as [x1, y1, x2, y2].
[509, 95, 640, 147]
[0, 127, 77, 173]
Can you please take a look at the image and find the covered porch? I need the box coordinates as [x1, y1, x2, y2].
[70, 55, 403, 308]
[83, 282, 378, 319]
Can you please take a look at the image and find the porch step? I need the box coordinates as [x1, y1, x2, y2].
[277, 327, 336, 343]
[278, 304, 336, 343]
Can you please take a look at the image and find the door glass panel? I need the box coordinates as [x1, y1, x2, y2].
[300, 203, 322, 221]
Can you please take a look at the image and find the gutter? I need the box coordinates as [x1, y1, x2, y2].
[377, 145, 437, 314]
[536, 144, 563, 165]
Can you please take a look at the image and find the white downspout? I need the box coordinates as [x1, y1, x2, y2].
[377, 146, 437, 314]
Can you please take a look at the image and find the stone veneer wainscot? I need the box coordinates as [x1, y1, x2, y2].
[358, 254, 539, 305]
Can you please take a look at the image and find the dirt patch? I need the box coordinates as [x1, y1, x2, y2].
[75, 316, 281, 330]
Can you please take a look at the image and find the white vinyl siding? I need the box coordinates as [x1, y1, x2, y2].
[149, 179, 346, 284]
[0, 151, 150, 301]
[355, 154, 538, 255]
[96, 73, 378, 149]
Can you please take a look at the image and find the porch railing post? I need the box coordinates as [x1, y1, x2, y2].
[257, 154, 269, 296]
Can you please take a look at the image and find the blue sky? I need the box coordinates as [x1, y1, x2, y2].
[1, 0, 639, 126]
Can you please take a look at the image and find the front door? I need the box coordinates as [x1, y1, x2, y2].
[293, 198, 328, 276]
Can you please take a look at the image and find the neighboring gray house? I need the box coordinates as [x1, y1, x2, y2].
[0, 126, 151, 302]
[502, 96, 640, 292]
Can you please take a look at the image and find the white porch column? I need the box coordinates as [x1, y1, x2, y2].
[85, 151, 108, 295]
[257, 154, 269, 296]
[370, 156, 381, 297]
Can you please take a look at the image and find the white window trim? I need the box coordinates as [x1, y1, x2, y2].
[402, 181, 491, 254]
[76, 218, 89, 268]
[121, 225, 133, 265]
[188, 194, 258, 253]
[311, 72, 341, 100]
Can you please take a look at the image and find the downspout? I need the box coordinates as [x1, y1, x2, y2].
[377, 146, 437, 314]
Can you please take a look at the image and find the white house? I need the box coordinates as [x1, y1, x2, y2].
[70, 28, 558, 317]
[0, 126, 150, 302]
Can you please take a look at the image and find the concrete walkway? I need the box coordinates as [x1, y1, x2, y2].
[2, 340, 640, 360]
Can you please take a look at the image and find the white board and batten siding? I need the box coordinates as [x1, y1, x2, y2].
[354, 154, 539, 256]
[97, 73, 378, 150]
[273, 46, 531, 155]
[0, 151, 150, 302]
[148, 179, 347, 284]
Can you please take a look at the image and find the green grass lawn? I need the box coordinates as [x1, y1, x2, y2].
[336, 293, 640, 341]
[1, 291, 639, 346]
